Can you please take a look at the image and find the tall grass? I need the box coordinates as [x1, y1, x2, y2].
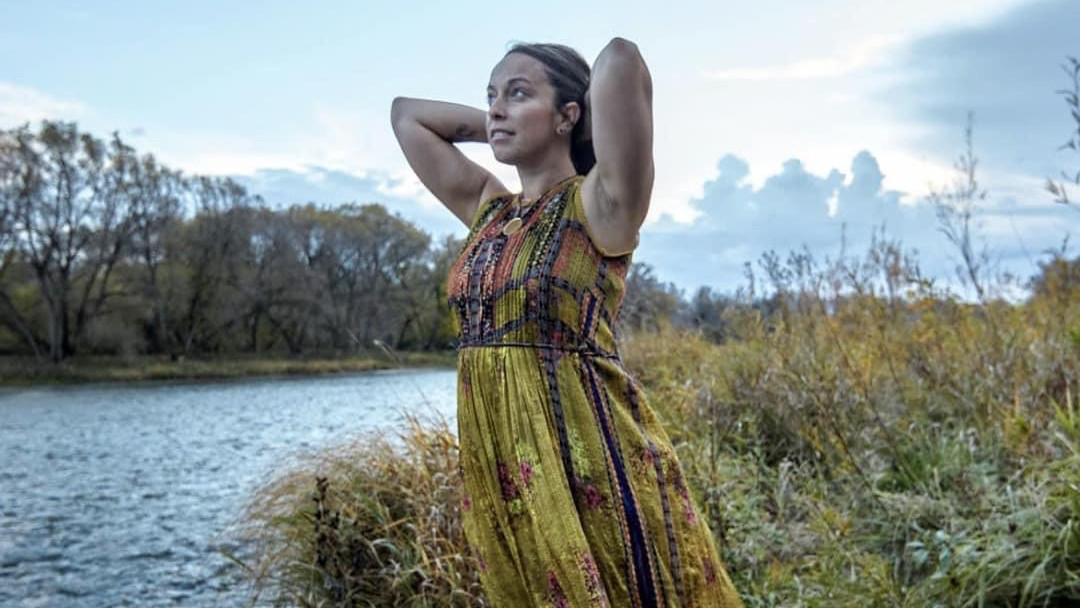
[621, 238, 1080, 607]
[228, 236, 1080, 607]
[227, 412, 484, 607]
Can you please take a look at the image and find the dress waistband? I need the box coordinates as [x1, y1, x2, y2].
[455, 340, 620, 359]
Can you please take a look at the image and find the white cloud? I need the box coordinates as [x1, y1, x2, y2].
[154, 99, 514, 216]
[173, 149, 310, 176]
[373, 170, 442, 209]
[232, 165, 466, 236]
[302, 103, 392, 171]
[635, 149, 1071, 292]
[0, 82, 87, 126]
[702, 35, 904, 81]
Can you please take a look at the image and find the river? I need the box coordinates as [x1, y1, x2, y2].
[0, 368, 457, 607]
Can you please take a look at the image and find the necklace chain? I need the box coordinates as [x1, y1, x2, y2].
[502, 174, 576, 236]
[516, 174, 575, 213]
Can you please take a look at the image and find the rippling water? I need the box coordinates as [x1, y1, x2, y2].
[0, 369, 457, 607]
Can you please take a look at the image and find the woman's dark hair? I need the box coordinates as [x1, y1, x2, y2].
[506, 42, 595, 175]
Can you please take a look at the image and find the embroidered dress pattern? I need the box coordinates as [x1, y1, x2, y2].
[449, 175, 743, 607]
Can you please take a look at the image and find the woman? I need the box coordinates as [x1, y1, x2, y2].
[392, 38, 742, 608]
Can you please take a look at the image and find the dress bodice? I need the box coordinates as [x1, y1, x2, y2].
[446, 175, 631, 357]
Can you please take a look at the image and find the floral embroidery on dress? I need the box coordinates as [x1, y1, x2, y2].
[519, 460, 535, 486]
[667, 457, 698, 524]
[460, 365, 472, 399]
[583, 482, 606, 510]
[462, 493, 472, 512]
[513, 444, 540, 490]
[498, 458, 536, 516]
[498, 461, 519, 502]
[573, 475, 608, 510]
[546, 570, 570, 608]
[631, 444, 660, 477]
[703, 556, 718, 585]
[581, 550, 610, 606]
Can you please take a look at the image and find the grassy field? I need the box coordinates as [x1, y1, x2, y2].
[0, 351, 457, 386]
[224, 250, 1080, 607]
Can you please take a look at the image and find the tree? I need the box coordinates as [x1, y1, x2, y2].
[1029, 242, 1080, 305]
[326, 203, 429, 350]
[928, 114, 993, 302]
[125, 150, 186, 355]
[619, 262, 683, 333]
[688, 286, 739, 343]
[0, 138, 45, 358]
[175, 176, 258, 354]
[397, 234, 461, 350]
[0, 122, 136, 362]
[1046, 56, 1080, 210]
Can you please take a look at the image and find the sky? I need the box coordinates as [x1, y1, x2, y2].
[2, 0, 1078, 295]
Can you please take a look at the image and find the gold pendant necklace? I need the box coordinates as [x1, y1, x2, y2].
[502, 216, 523, 236]
[501, 195, 534, 236]
[501, 175, 574, 237]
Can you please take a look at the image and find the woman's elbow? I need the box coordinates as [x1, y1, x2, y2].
[604, 37, 640, 56]
[597, 39, 650, 90]
[390, 96, 413, 127]
[602, 38, 646, 69]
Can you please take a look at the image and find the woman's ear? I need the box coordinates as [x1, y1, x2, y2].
[560, 101, 582, 132]
[571, 96, 591, 142]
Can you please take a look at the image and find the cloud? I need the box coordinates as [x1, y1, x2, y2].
[659, 1, 1080, 294]
[666, 150, 909, 242]
[703, 35, 903, 81]
[0, 82, 87, 126]
[232, 165, 466, 238]
[880, 0, 1080, 180]
[637, 150, 1074, 293]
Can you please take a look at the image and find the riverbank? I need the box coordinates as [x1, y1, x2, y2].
[0, 351, 457, 386]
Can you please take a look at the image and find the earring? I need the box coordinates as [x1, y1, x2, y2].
[556, 125, 568, 135]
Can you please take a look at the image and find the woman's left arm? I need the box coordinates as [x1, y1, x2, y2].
[582, 37, 654, 255]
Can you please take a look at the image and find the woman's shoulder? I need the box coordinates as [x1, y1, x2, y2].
[466, 190, 514, 235]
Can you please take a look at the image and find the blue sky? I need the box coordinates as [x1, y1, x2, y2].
[2, 0, 1078, 294]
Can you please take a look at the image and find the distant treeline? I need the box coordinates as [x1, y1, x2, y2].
[4, 102, 1079, 365]
[0, 121, 467, 362]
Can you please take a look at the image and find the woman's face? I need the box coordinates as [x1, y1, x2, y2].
[486, 53, 567, 167]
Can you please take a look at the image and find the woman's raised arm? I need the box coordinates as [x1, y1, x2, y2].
[582, 37, 654, 255]
[391, 97, 508, 226]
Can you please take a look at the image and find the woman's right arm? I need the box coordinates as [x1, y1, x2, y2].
[390, 97, 507, 226]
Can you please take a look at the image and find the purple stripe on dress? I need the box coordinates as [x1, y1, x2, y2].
[584, 359, 660, 608]
[629, 380, 686, 606]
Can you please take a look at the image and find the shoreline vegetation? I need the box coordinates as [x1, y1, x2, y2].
[230, 272, 1080, 606]
[0, 351, 457, 386]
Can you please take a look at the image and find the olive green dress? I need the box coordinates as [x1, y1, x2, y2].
[448, 175, 742, 608]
